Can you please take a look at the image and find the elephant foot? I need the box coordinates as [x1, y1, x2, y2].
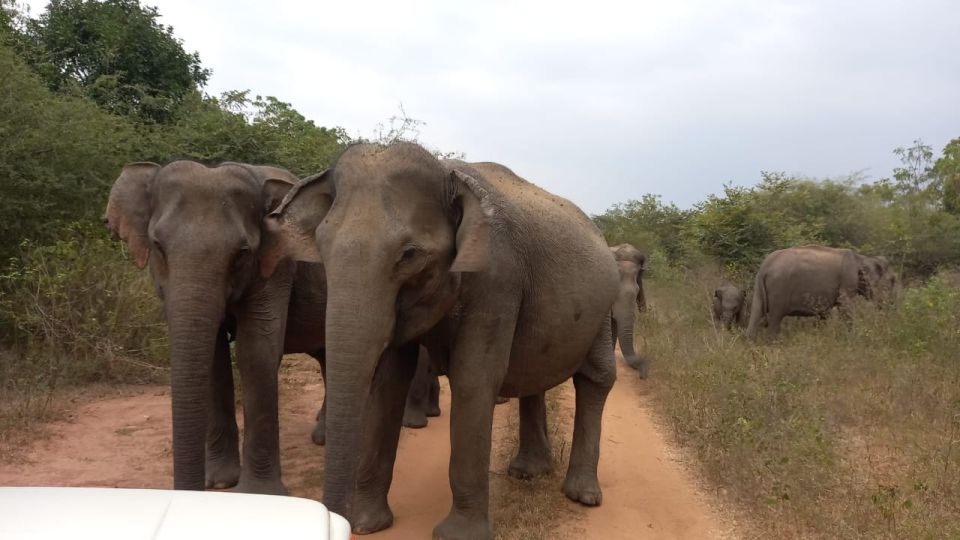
[495, 396, 509, 405]
[232, 475, 288, 496]
[204, 455, 240, 490]
[507, 451, 553, 480]
[426, 403, 442, 417]
[562, 471, 603, 506]
[352, 502, 394, 535]
[311, 419, 326, 446]
[433, 510, 492, 540]
[402, 409, 428, 429]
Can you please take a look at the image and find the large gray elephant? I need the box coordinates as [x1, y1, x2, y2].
[713, 283, 746, 330]
[104, 160, 441, 494]
[609, 244, 648, 377]
[746, 245, 896, 338]
[105, 160, 321, 494]
[260, 143, 619, 539]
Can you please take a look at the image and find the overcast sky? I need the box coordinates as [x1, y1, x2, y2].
[25, 0, 960, 214]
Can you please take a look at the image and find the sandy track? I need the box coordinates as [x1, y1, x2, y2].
[0, 354, 732, 539]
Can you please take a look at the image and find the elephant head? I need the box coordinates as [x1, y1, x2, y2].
[260, 143, 490, 518]
[713, 284, 746, 330]
[856, 254, 897, 302]
[104, 160, 295, 490]
[610, 243, 647, 312]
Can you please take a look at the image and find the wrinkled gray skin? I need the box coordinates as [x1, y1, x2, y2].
[105, 161, 440, 494]
[609, 244, 648, 377]
[262, 143, 619, 539]
[746, 245, 897, 339]
[713, 284, 746, 330]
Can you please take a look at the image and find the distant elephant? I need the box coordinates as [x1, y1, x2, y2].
[713, 284, 746, 330]
[104, 161, 442, 494]
[609, 244, 649, 377]
[260, 143, 619, 539]
[610, 243, 647, 312]
[746, 245, 897, 338]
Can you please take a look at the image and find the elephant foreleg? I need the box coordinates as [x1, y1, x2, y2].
[563, 318, 616, 506]
[508, 393, 553, 479]
[352, 344, 419, 534]
[232, 283, 291, 496]
[205, 323, 240, 489]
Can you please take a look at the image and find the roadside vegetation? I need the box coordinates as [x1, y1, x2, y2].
[593, 140, 960, 537]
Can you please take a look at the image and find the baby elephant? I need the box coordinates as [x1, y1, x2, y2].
[713, 284, 746, 330]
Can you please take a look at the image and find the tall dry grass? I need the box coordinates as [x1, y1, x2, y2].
[639, 264, 960, 538]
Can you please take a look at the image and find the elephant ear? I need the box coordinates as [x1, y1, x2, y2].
[261, 177, 295, 213]
[104, 162, 160, 269]
[449, 169, 493, 273]
[260, 170, 333, 278]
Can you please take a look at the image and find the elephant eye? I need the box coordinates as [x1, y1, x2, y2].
[397, 245, 421, 267]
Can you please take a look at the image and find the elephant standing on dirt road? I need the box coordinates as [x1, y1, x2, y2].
[746, 245, 896, 339]
[261, 143, 620, 539]
[610, 243, 647, 312]
[609, 244, 649, 377]
[713, 284, 747, 330]
[105, 160, 440, 494]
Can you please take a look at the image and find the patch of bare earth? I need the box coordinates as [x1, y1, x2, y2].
[0, 354, 737, 539]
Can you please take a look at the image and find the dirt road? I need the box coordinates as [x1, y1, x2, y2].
[0, 354, 732, 539]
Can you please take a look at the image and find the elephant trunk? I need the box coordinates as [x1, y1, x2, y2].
[321, 273, 395, 519]
[166, 278, 226, 490]
[636, 272, 647, 313]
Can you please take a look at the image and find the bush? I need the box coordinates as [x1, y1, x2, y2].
[0, 225, 167, 393]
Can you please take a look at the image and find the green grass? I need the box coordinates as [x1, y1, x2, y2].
[639, 266, 960, 539]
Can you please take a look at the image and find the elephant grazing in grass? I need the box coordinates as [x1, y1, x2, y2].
[746, 245, 896, 339]
[261, 143, 619, 539]
[713, 284, 747, 330]
[609, 244, 649, 377]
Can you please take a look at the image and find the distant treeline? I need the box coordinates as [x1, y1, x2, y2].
[0, 0, 346, 261]
[594, 141, 960, 281]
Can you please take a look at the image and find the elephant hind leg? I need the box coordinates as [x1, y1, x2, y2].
[311, 349, 326, 446]
[508, 393, 553, 479]
[563, 319, 617, 506]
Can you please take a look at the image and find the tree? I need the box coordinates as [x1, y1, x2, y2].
[25, 0, 209, 123]
[935, 138, 960, 214]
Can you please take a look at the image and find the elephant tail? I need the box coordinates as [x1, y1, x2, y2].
[746, 272, 767, 338]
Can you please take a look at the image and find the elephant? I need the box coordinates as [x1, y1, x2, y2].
[610, 243, 647, 312]
[105, 160, 324, 495]
[104, 160, 442, 494]
[609, 245, 649, 377]
[745, 245, 897, 339]
[712, 284, 746, 330]
[260, 143, 620, 539]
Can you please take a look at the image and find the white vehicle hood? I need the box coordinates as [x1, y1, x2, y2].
[0, 487, 351, 540]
